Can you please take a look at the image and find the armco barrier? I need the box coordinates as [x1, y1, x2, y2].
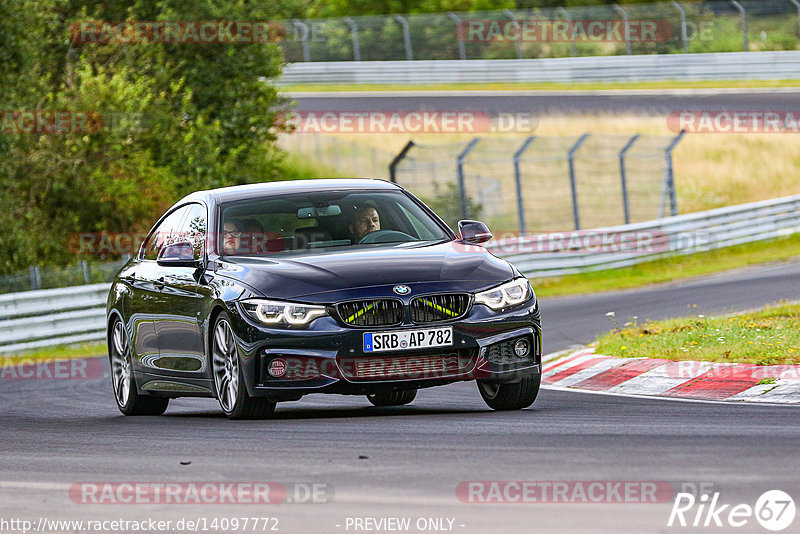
[278, 51, 800, 85]
[489, 194, 800, 277]
[0, 283, 110, 354]
[1, 194, 798, 354]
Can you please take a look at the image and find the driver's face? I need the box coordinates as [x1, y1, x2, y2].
[350, 208, 380, 242]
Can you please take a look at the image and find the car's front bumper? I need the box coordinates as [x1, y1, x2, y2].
[229, 299, 542, 398]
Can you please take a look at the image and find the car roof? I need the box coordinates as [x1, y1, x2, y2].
[178, 178, 401, 206]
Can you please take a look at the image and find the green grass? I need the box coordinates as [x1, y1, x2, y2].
[281, 151, 347, 179]
[280, 79, 800, 93]
[533, 233, 800, 298]
[595, 303, 800, 365]
[2, 342, 106, 361]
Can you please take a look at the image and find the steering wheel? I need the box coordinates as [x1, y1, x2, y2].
[358, 229, 416, 244]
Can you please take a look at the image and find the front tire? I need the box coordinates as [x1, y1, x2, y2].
[109, 318, 169, 416]
[367, 389, 417, 407]
[212, 312, 275, 420]
[477, 374, 540, 411]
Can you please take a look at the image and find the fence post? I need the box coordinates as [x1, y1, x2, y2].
[513, 136, 536, 234]
[456, 138, 481, 220]
[503, 9, 523, 59]
[663, 130, 685, 217]
[80, 260, 90, 284]
[388, 140, 416, 183]
[393, 15, 413, 60]
[613, 5, 632, 55]
[447, 12, 467, 60]
[343, 17, 361, 61]
[567, 134, 590, 230]
[729, 1, 748, 51]
[670, 1, 689, 52]
[555, 8, 577, 57]
[29, 266, 41, 290]
[619, 134, 640, 225]
[790, 0, 800, 38]
[294, 21, 311, 62]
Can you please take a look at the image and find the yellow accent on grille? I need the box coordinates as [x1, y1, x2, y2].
[419, 298, 459, 317]
[345, 302, 374, 323]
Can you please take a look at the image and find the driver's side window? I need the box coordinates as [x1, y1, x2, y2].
[142, 206, 190, 261]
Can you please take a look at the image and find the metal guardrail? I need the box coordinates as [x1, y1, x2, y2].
[489, 193, 800, 277]
[0, 283, 109, 354]
[279, 51, 800, 85]
[279, 1, 800, 62]
[1, 193, 798, 354]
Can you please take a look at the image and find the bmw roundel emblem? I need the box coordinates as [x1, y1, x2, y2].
[393, 285, 411, 295]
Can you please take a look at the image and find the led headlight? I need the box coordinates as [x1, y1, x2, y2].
[474, 278, 534, 310]
[241, 299, 327, 326]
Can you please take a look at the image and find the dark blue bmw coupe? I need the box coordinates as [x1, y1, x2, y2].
[106, 179, 541, 419]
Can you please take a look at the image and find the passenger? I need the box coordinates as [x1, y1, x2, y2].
[240, 218, 266, 254]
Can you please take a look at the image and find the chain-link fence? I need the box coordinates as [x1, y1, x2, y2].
[279, 0, 800, 63]
[0, 259, 128, 294]
[391, 133, 684, 232]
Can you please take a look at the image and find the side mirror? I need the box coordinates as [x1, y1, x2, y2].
[157, 241, 200, 267]
[458, 220, 493, 245]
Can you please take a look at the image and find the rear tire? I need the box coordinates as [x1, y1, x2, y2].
[477, 374, 540, 411]
[367, 389, 417, 407]
[109, 318, 169, 416]
[212, 312, 276, 420]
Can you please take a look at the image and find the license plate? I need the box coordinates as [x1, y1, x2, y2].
[363, 327, 453, 353]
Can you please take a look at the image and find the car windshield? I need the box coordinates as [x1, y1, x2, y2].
[218, 189, 450, 256]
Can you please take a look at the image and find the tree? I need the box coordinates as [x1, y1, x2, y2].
[0, 0, 290, 273]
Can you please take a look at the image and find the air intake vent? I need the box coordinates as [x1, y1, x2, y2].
[410, 294, 471, 323]
[339, 350, 476, 381]
[336, 299, 403, 327]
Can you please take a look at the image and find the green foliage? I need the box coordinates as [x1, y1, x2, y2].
[423, 182, 484, 231]
[0, 0, 295, 273]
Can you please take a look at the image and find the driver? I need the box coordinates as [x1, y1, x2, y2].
[349, 206, 381, 243]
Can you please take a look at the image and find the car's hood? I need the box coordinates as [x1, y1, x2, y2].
[214, 240, 514, 302]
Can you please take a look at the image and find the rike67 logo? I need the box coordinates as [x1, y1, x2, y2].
[668, 490, 795, 531]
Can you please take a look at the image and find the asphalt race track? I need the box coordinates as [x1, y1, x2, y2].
[2, 261, 799, 533]
[290, 89, 800, 116]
